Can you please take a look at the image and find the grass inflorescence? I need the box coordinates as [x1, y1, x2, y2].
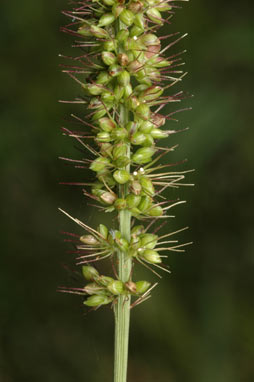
[59, 0, 192, 380]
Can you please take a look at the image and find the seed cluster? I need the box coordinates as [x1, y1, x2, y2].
[81, 264, 151, 307]
[60, 0, 191, 307]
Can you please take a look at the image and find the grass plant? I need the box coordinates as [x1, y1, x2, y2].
[59, 0, 192, 380]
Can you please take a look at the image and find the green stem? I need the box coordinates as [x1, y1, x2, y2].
[113, 103, 132, 382]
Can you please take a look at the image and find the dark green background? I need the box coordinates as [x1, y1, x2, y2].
[1, 0, 253, 381]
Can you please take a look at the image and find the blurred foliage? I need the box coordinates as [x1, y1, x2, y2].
[0, 0, 253, 381]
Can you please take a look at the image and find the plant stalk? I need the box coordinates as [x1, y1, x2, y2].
[114, 102, 132, 382]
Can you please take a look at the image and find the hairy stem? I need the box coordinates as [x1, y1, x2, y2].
[114, 103, 132, 382]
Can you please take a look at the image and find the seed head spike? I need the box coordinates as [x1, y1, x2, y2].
[59, 0, 193, 374]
